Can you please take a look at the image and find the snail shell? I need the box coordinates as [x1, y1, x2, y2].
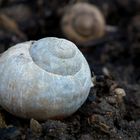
[0, 37, 93, 120]
[61, 3, 105, 44]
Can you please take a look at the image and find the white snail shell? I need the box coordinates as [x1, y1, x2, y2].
[0, 37, 93, 120]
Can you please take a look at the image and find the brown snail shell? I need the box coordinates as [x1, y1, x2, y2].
[61, 3, 105, 44]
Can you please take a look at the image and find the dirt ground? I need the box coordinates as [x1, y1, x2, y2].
[0, 0, 140, 140]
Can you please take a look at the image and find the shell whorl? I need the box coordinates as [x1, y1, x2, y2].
[61, 3, 105, 43]
[0, 37, 93, 120]
[29, 38, 82, 76]
[73, 13, 95, 37]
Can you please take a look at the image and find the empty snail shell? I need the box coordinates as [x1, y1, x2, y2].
[0, 37, 93, 120]
[61, 3, 105, 44]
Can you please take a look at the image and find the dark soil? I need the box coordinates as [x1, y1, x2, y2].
[0, 0, 140, 140]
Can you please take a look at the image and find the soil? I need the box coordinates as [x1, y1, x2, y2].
[0, 0, 140, 140]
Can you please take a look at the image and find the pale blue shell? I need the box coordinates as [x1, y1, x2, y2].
[0, 37, 93, 120]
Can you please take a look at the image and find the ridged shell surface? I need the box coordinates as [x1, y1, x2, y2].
[0, 37, 93, 120]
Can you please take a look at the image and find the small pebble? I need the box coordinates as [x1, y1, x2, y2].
[80, 134, 93, 140]
[114, 88, 126, 97]
[30, 118, 42, 134]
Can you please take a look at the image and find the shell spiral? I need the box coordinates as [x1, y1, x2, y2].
[0, 37, 93, 120]
[61, 3, 105, 44]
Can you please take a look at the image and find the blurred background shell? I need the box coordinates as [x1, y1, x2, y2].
[61, 2, 105, 44]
